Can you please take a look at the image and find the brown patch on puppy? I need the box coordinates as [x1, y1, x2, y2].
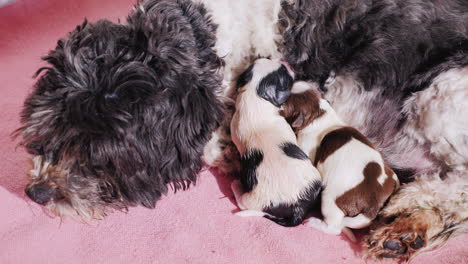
[314, 127, 375, 165]
[280, 90, 325, 131]
[335, 162, 398, 219]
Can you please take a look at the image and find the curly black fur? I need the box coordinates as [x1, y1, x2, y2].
[279, 0, 468, 177]
[280, 0, 468, 96]
[18, 0, 224, 215]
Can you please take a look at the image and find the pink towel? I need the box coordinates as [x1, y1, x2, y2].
[1, 1, 467, 263]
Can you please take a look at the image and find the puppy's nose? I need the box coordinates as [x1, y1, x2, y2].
[25, 185, 57, 205]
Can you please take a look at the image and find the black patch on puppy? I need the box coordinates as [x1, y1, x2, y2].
[236, 64, 254, 89]
[257, 65, 293, 107]
[280, 142, 308, 160]
[264, 180, 322, 227]
[239, 148, 264, 192]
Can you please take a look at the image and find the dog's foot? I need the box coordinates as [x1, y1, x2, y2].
[365, 209, 444, 260]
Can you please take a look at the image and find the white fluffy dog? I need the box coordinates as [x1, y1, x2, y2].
[281, 82, 400, 240]
[230, 59, 322, 227]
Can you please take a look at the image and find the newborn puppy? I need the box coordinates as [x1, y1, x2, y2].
[230, 59, 322, 227]
[281, 82, 399, 240]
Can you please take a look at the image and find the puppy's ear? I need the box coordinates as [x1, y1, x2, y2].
[281, 90, 324, 130]
[258, 66, 294, 107]
[259, 84, 291, 107]
[275, 90, 292, 106]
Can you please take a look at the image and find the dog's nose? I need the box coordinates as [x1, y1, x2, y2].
[25, 185, 57, 205]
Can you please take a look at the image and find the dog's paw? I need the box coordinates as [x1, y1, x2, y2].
[365, 209, 444, 260]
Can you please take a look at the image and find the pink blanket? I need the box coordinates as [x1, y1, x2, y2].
[1, 1, 466, 263]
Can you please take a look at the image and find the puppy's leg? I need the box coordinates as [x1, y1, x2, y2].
[235, 210, 266, 217]
[203, 99, 240, 174]
[231, 180, 266, 217]
[305, 217, 342, 235]
[306, 200, 344, 235]
[230, 180, 247, 210]
[342, 214, 372, 229]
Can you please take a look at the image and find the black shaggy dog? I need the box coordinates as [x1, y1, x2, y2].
[16, 0, 468, 260]
[17, 0, 224, 219]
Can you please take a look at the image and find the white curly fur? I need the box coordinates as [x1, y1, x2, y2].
[201, 0, 284, 167]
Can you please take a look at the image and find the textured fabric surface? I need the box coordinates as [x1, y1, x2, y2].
[0, 1, 467, 263]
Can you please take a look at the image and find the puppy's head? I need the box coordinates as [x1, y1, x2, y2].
[16, 0, 224, 219]
[236, 58, 294, 107]
[281, 82, 325, 131]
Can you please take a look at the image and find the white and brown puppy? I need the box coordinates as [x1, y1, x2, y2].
[230, 59, 322, 227]
[281, 82, 400, 240]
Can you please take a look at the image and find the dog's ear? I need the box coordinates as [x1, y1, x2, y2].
[257, 66, 294, 107]
[127, 0, 222, 78]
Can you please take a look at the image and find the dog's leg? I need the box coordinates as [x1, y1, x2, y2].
[364, 171, 468, 260]
[402, 67, 468, 169]
[364, 67, 468, 260]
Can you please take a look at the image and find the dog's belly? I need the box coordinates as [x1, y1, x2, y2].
[323, 74, 435, 176]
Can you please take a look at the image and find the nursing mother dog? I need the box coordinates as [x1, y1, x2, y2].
[17, 0, 468, 260]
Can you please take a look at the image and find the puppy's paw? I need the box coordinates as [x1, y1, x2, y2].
[202, 132, 224, 166]
[230, 180, 247, 210]
[305, 217, 342, 235]
[304, 217, 323, 227]
[235, 210, 266, 217]
[230, 180, 242, 194]
[365, 209, 444, 260]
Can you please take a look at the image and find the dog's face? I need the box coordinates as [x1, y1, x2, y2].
[17, 1, 224, 219]
[236, 58, 294, 107]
